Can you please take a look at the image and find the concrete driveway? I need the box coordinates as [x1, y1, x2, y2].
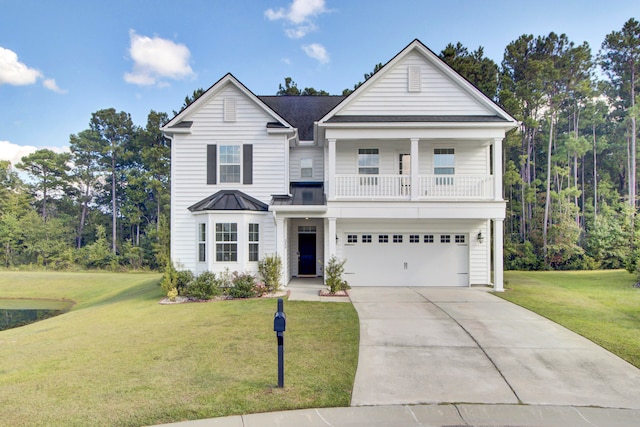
[349, 287, 640, 409]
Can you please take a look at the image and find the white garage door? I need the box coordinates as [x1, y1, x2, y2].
[343, 233, 468, 286]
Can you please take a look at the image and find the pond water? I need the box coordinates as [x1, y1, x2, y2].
[0, 299, 74, 331]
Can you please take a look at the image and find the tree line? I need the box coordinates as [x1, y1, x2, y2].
[1, 18, 638, 272]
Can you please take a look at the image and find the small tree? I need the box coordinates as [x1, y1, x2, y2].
[324, 256, 350, 294]
[258, 254, 282, 293]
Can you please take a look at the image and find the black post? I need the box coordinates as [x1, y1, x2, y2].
[274, 298, 286, 388]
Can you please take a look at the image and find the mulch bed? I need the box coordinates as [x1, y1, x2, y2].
[318, 289, 349, 297]
[159, 290, 290, 304]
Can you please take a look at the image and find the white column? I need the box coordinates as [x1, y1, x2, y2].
[328, 217, 337, 258]
[275, 216, 287, 286]
[493, 218, 504, 292]
[327, 139, 336, 200]
[493, 138, 503, 201]
[410, 138, 420, 200]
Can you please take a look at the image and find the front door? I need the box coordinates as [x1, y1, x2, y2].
[298, 233, 316, 275]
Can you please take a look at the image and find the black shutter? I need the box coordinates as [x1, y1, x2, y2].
[207, 144, 217, 184]
[243, 144, 253, 184]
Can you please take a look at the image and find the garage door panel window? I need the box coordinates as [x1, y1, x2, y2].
[362, 234, 372, 243]
[393, 234, 403, 243]
[378, 234, 389, 243]
[424, 234, 434, 243]
[441, 235, 451, 243]
[410, 234, 419, 243]
[455, 234, 466, 243]
[347, 234, 357, 243]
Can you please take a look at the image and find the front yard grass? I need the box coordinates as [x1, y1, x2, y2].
[0, 271, 359, 427]
[500, 270, 640, 368]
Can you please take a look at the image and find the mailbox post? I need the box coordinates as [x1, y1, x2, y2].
[273, 298, 286, 388]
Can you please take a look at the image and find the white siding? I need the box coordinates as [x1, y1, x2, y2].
[419, 140, 489, 175]
[339, 51, 492, 116]
[289, 146, 324, 181]
[171, 83, 286, 272]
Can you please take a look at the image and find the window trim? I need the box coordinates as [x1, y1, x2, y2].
[198, 223, 207, 263]
[215, 223, 238, 262]
[219, 145, 242, 184]
[300, 157, 313, 178]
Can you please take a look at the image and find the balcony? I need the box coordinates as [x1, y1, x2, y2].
[333, 174, 495, 200]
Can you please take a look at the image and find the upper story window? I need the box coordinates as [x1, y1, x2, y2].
[434, 148, 454, 185]
[358, 148, 379, 174]
[301, 158, 313, 178]
[219, 145, 241, 183]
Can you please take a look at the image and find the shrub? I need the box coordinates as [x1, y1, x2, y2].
[228, 272, 257, 298]
[258, 255, 282, 293]
[325, 256, 350, 294]
[175, 270, 195, 295]
[185, 271, 221, 300]
[160, 263, 178, 294]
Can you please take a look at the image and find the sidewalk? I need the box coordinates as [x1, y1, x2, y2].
[149, 403, 640, 426]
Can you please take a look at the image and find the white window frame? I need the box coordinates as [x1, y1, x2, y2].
[216, 223, 238, 262]
[248, 223, 259, 262]
[434, 148, 454, 185]
[198, 223, 207, 263]
[300, 157, 313, 178]
[219, 145, 242, 184]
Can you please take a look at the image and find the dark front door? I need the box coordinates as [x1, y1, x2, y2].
[298, 233, 316, 275]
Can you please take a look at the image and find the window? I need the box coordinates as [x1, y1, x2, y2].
[410, 234, 419, 243]
[358, 148, 379, 185]
[249, 224, 259, 262]
[347, 234, 358, 243]
[378, 234, 389, 243]
[393, 234, 403, 243]
[455, 234, 466, 243]
[300, 158, 313, 178]
[362, 234, 372, 243]
[441, 235, 451, 243]
[424, 235, 434, 243]
[219, 145, 241, 183]
[434, 148, 454, 185]
[198, 223, 206, 262]
[216, 223, 237, 262]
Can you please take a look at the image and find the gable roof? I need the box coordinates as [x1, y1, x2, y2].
[320, 39, 517, 126]
[161, 73, 295, 135]
[188, 190, 269, 212]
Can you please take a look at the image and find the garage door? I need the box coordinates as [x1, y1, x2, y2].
[343, 233, 468, 286]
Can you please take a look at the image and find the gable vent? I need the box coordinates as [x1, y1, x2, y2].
[224, 97, 237, 122]
[408, 66, 422, 92]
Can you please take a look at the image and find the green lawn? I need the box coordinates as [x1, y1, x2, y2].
[500, 270, 640, 368]
[0, 271, 359, 427]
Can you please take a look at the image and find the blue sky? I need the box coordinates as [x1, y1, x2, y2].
[0, 0, 636, 166]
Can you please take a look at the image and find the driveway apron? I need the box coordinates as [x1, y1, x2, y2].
[349, 287, 640, 409]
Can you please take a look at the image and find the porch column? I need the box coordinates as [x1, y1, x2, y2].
[410, 138, 420, 200]
[493, 218, 504, 292]
[493, 138, 503, 200]
[275, 216, 288, 286]
[328, 217, 337, 258]
[327, 139, 336, 200]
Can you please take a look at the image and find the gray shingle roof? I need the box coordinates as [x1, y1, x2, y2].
[326, 115, 509, 123]
[270, 183, 326, 206]
[259, 96, 345, 141]
[188, 190, 268, 212]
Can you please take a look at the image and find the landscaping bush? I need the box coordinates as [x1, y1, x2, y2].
[175, 270, 194, 295]
[258, 254, 282, 293]
[228, 272, 257, 298]
[325, 256, 350, 294]
[185, 271, 221, 300]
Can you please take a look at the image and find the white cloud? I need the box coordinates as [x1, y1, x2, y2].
[0, 46, 43, 85]
[0, 140, 38, 166]
[302, 43, 329, 64]
[43, 78, 67, 94]
[265, 0, 327, 38]
[124, 30, 194, 86]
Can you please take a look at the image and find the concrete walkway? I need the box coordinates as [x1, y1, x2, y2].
[150, 286, 640, 427]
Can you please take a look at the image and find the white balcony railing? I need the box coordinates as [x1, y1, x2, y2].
[333, 174, 494, 200]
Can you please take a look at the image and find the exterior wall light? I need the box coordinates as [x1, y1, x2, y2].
[477, 231, 484, 243]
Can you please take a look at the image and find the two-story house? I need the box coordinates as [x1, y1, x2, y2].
[161, 39, 518, 291]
